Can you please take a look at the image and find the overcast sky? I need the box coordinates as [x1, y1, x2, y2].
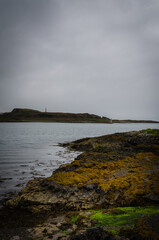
[0, 0, 159, 120]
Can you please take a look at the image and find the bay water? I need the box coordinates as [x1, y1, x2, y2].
[0, 122, 159, 204]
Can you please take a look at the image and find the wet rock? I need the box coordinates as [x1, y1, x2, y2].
[52, 232, 66, 240]
[118, 228, 140, 240]
[50, 216, 66, 225]
[82, 183, 98, 191]
[135, 213, 159, 239]
[5, 178, 105, 213]
[5, 130, 159, 213]
[0, 227, 33, 240]
[10, 236, 20, 240]
[69, 227, 115, 240]
[75, 216, 92, 228]
[144, 193, 159, 202]
[32, 224, 60, 240]
[79, 211, 92, 216]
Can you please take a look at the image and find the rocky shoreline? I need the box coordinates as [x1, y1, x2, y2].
[0, 129, 159, 240]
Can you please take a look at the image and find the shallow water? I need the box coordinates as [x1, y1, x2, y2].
[0, 122, 159, 203]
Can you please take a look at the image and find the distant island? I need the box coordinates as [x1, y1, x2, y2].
[0, 108, 158, 123]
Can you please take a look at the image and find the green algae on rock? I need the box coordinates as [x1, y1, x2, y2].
[89, 206, 159, 227]
[142, 128, 159, 137]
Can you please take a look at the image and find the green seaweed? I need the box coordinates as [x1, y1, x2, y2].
[109, 229, 117, 235]
[89, 206, 159, 227]
[62, 230, 70, 235]
[71, 215, 79, 224]
[142, 129, 159, 137]
[117, 206, 159, 215]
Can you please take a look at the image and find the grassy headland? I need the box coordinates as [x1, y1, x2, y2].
[0, 108, 111, 123]
[0, 108, 158, 123]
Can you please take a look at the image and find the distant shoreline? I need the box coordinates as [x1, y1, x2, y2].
[0, 120, 158, 124]
[0, 108, 158, 123]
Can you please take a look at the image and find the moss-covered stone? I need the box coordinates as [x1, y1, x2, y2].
[142, 128, 159, 137]
[89, 206, 159, 227]
[47, 129, 159, 207]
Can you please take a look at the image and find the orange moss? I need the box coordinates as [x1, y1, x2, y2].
[47, 151, 159, 202]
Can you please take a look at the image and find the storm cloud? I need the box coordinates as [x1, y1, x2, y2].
[0, 0, 159, 120]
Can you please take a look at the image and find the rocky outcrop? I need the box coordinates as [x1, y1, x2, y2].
[1, 129, 159, 239]
[6, 130, 159, 213]
[6, 179, 105, 212]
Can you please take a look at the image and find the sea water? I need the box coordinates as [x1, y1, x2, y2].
[0, 122, 159, 203]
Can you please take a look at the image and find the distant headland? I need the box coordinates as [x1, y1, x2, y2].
[0, 108, 158, 123]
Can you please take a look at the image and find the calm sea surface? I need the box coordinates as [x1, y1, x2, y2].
[0, 122, 159, 203]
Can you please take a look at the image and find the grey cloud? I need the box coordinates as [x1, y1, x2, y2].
[0, 0, 159, 120]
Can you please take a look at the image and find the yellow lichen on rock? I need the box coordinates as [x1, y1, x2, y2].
[47, 149, 159, 205]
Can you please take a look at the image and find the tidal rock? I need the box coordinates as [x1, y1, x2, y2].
[135, 213, 159, 239]
[69, 227, 115, 240]
[5, 130, 159, 213]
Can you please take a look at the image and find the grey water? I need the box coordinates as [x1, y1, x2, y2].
[0, 122, 159, 204]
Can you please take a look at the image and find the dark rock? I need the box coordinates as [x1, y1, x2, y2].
[135, 213, 159, 239]
[42, 179, 69, 193]
[118, 228, 141, 240]
[69, 227, 115, 240]
[0, 227, 33, 240]
[82, 183, 98, 191]
[144, 193, 159, 202]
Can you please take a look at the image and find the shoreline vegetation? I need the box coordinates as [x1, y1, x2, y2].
[0, 129, 159, 239]
[0, 108, 158, 123]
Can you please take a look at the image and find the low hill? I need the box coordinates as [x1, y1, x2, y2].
[0, 108, 111, 123]
[0, 108, 158, 123]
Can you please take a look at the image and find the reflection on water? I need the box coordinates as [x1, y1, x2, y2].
[0, 122, 159, 203]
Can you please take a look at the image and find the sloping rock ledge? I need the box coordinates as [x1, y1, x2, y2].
[6, 129, 159, 213]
